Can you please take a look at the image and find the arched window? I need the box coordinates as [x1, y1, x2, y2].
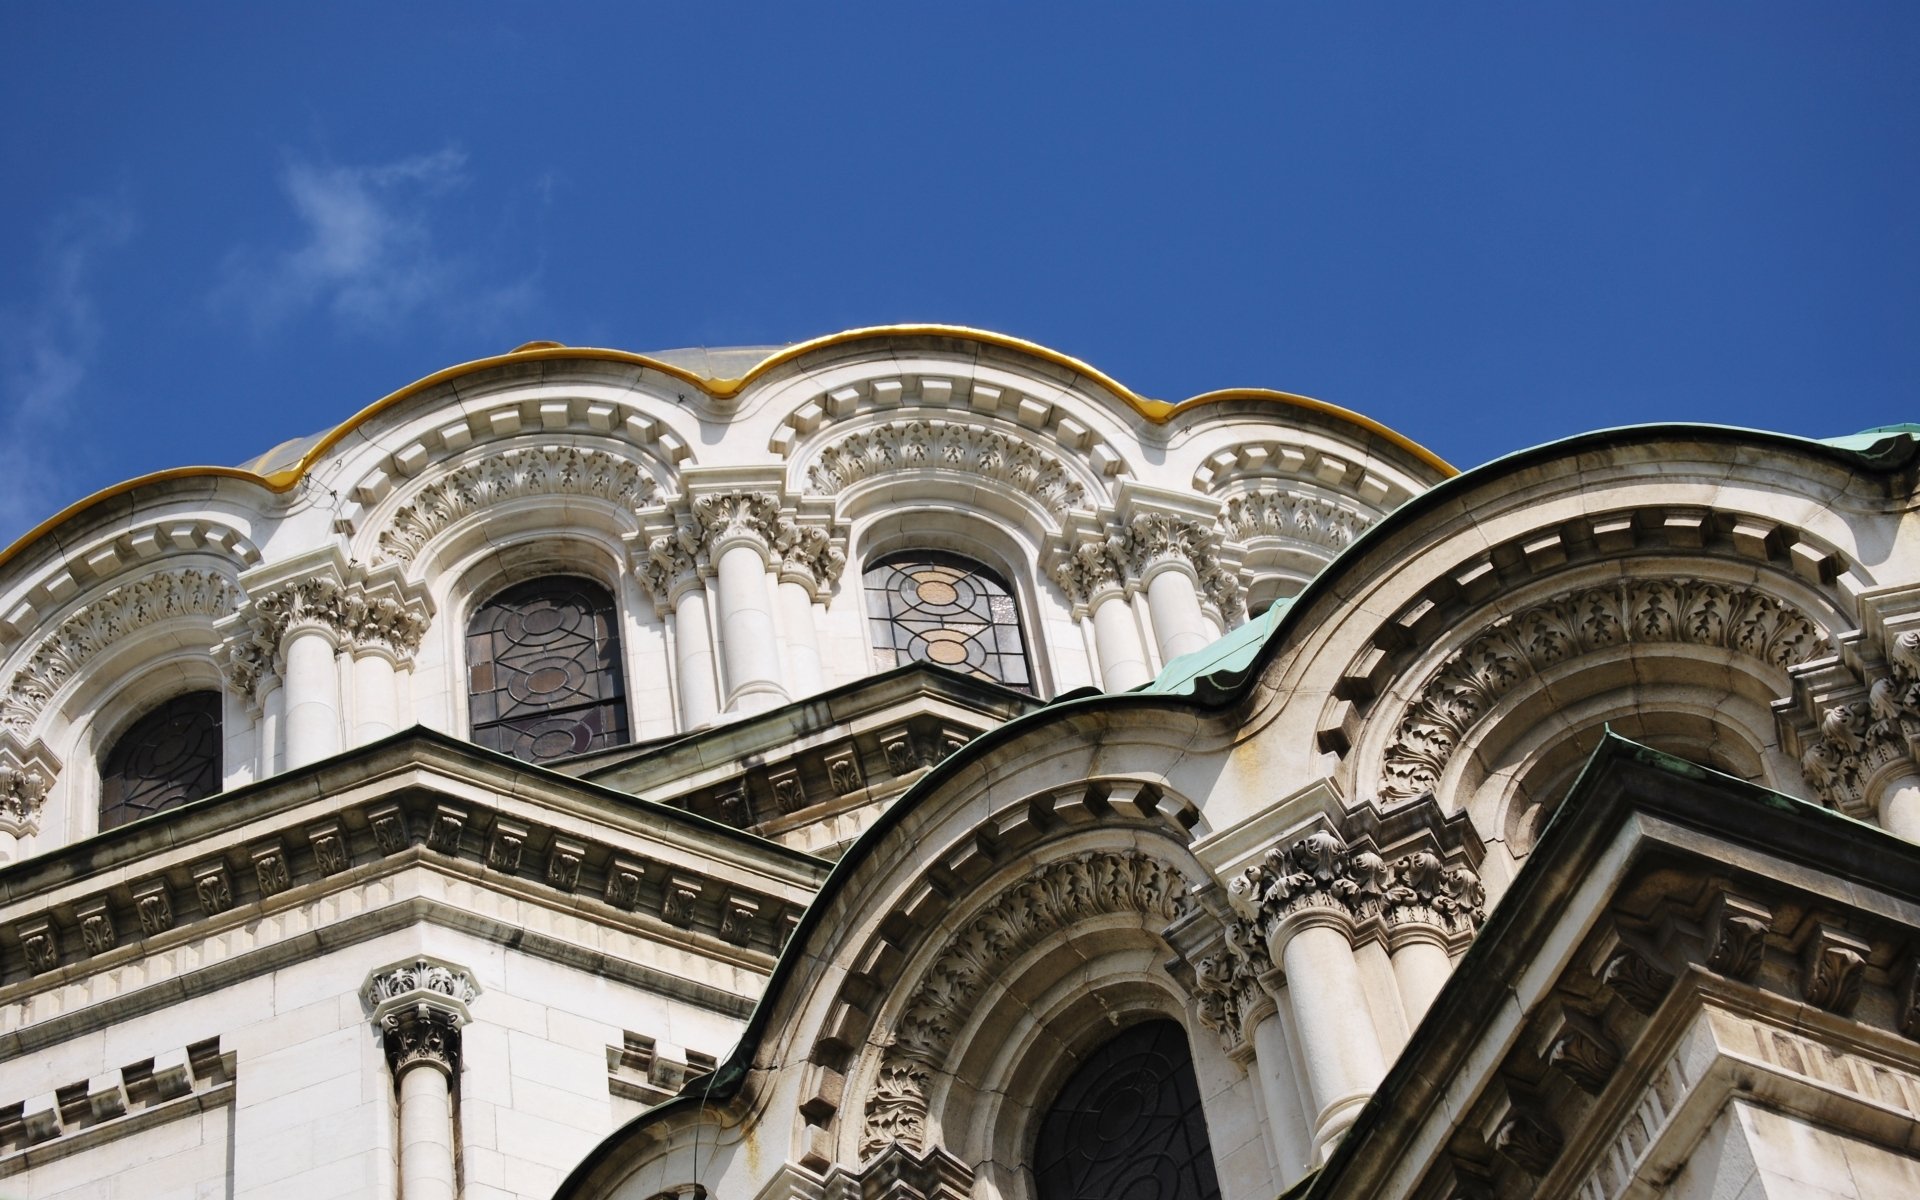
[1033, 1019, 1221, 1200]
[466, 576, 629, 764]
[100, 691, 223, 831]
[863, 551, 1033, 692]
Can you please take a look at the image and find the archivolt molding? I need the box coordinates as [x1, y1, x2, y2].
[800, 417, 1101, 524]
[0, 518, 260, 648]
[1374, 579, 1828, 801]
[858, 848, 1191, 1160]
[2, 569, 242, 735]
[1219, 486, 1375, 556]
[1191, 436, 1425, 510]
[371, 444, 663, 567]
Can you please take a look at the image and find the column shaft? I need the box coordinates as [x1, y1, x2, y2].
[1248, 1009, 1315, 1183]
[672, 589, 720, 728]
[1877, 770, 1920, 841]
[777, 578, 825, 697]
[1091, 592, 1153, 691]
[351, 653, 399, 745]
[397, 1066, 456, 1200]
[1388, 931, 1454, 1031]
[1277, 920, 1388, 1158]
[282, 625, 343, 768]
[715, 541, 788, 713]
[1145, 566, 1211, 663]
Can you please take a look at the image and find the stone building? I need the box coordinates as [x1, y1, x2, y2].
[0, 326, 1915, 1200]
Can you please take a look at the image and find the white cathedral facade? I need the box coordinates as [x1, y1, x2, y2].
[0, 327, 1916, 1200]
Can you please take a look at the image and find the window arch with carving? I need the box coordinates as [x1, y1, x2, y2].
[466, 576, 630, 763]
[863, 551, 1033, 692]
[1032, 1018, 1222, 1200]
[99, 690, 224, 831]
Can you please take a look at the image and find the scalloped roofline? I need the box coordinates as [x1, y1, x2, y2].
[0, 324, 1453, 574]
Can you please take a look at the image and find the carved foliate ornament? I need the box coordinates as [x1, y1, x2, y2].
[364, 958, 481, 1081]
[860, 851, 1189, 1161]
[1380, 579, 1827, 800]
[1801, 925, 1871, 1014]
[770, 515, 847, 595]
[4, 570, 241, 731]
[690, 491, 782, 557]
[375, 446, 658, 565]
[1227, 829, 1486, 957]
[0, 762, 52, 838]
[805, 420, 1090, 520]
[218, 574, 431, 699]
[1220, 488, 1372, 554]
[1704, 893, 1772, 982]
[1800, 630, 1920, 810]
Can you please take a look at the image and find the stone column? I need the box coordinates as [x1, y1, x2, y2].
[640, 530, 721, 729]
[1880, 772, 1920, 841]
[1267, 911, 1386, 1158]
[343, 583, 431, 747]
[694, 492, 790, 714]
[350, 650, 400, 745]
[1387, 925, 1454, 1028]
[282, 619, 343, 768]
[771, 515, 845, 700]
[1052, 540, 1153, 692]
[1111, 510, 1242, 666]
[365, 958, 480, 1200]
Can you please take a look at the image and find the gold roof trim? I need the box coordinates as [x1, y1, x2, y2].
[0, 324, 1452, 573]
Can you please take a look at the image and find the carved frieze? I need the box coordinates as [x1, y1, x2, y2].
[1379, 580, 1827, 800]
[805, 420, 1090, 520]
[860, 851, 1188, 1160]
[4, 569, 240, 731]
[1220, 488, 1372, 554]
[375, 445, 658, 565]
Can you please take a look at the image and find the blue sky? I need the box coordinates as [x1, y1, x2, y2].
[3, 3, 1915, 545]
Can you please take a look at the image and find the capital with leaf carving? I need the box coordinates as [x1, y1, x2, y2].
[362, 956, 481, 1081]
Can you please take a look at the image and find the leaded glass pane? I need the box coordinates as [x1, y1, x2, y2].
[862, 552, 1033, 692]
[467, 576, 629, 763]
[1033, 1019, 1222, 1200]
[100, 691, 223, 831]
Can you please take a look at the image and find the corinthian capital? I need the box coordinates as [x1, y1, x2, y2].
[218, 555, 434, 699]
[0, 737, 58, 840]
[690, 490, 783, 558]
[771, 515, 848, 597]
[363, 957, 481, 1080]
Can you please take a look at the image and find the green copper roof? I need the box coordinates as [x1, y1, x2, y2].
[1138, 598, 1292, 697]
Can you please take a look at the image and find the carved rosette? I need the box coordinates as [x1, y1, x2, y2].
[804, 420, 1090, 520]
[1220, 488, 1373, 554]
[1379, 579, 1828, 801]
[364, 958, 481, 1081]
[3, 570, 241, 732]
[375, 445, 659, 565]
[860, 851, 1189, 1161]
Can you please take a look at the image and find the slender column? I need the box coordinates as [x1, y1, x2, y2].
[1090, 591, 1152, 691]
[1269, 913, 1387, 1159]
[1247, 1004, 1314, 1182]
[365, 959, 479, 1200]
[673, 588, 720, 727]
[776, 579, 825, 697]
[259, 680, 284, 777]
[1388, 925, 1455, 1029]
[715, 540, 788, 712]
[1144, 564, 1212, 663]
[351, 650, 400, 745]
[282, 622, 343, 768]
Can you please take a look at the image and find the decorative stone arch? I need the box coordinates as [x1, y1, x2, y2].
[792, 415, 1111, 530]
[352, 437, 675, 576]
[14, 573, 247, 845]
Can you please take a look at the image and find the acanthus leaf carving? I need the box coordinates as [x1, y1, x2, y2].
[805, 420, 1091, 520]
[860, 850, 1188, 1161]
[1379, 580, 1828, 801]
[1220, 488, 1373, 554]
[375, 446, 657, 565]
[5, 570, 241, 732]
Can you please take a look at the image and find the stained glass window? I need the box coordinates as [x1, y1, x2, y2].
[100, 691, 223, 831]
[863, 552, 1032, 692]
[467, 576, 629, 763]
[1033, 1019, 1222, 1200]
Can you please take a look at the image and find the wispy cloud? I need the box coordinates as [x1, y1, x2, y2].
[214, 148, 535, 333]
[0, 199, 136, 539]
